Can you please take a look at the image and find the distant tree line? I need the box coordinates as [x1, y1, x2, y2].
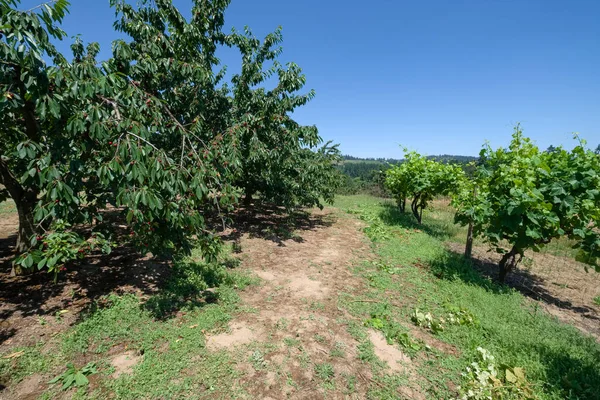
[337, 154, 478, 196]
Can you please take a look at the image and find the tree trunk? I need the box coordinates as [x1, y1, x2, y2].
[498, 246, 523, 282]
[464, 221, 474, 259]
[15, 198, 36, 253]
[10, 195, 37, 276]
[398, 197, 406, 213]
[411, 195, 422, 224]
[464, 187, 477, 259]
[0, 157, 38, 275]
[243, 188, 254, 207]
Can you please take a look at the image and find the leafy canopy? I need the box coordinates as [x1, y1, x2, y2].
[1, 0, 340, 277]
[385, 149, 464, 223]
[454, 126, 600, 275]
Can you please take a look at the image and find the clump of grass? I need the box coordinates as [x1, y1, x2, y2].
[0, 200, 16, 215]
[314, 362, 334, 381]
[330, 341, 346, 358]
[283, 337, 300, 347]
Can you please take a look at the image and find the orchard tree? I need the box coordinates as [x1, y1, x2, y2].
[1, 0, 238, 276]
[385, 150, 464, 223]
[111, 0, 340, 210]
[454, 126, 600, 281]
[384, 161, 409, 212]
[227, 27, 341, 208]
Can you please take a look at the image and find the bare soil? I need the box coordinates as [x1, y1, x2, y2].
[447, 242, 600, 339]
[110, 350, 143, 378]
[205, 209, 426, 399]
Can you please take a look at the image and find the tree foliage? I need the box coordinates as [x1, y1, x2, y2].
[1, 0, 340, 277]
[226, 26, 340, 208]
[454, 126, 600, 281]
[385, 149, 464, 222]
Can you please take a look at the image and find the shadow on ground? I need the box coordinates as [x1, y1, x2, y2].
[215, 201, 335, 247]
[0, 202, 331, 348]
[0, 245, 171, 347]
[378, 203, 459, 240]
[375, 203, 600, 337]
[444, 243, 600, 323]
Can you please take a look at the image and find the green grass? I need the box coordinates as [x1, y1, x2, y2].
[0, 248, 257, 399]
[334, 195, 600, 400]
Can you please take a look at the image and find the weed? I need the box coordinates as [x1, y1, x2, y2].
[314, 362, 335, 381]
[314, 333, 326, 343]
[458, 347, 534, 399]
[343, 373, 357, 394]
[283, 337, 300, 347]
[330, 341, 346, 358]
[275, 318, 289, 330]
[411, 309, 445, 334]
[249, 350, 267, 370]
[357, 340, 376, 363]
[364, 313, 421, 351]
[54, 309, 68, 322]
[298, 347, 311, 369]
[286, 373, 299, 389]
[49, 362, 97, 391]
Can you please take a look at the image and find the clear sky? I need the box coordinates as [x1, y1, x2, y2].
[16, 0, 600, 157]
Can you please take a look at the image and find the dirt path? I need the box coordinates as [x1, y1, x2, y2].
[206, 209, 424, 399]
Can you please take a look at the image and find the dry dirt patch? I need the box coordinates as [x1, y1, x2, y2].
[206, 321, 263, 350]
[204, 209, 426, 399]
[368, 330, 412, 373]
[110, 351, 142, 378]
[0, 374, 46, 400]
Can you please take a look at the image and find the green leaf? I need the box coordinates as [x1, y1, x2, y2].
[24, 254, 34, 268]
[37, 258, 47, 270]
[126, 210, 134, 224]
[74, 372, 89, 387]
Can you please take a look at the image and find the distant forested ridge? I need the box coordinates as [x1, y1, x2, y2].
[337, 154, 478, 196]
[341, 154, 478, 164]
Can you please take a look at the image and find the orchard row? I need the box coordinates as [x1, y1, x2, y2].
[385, 126, 600, 281]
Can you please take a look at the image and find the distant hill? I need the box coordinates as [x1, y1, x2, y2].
[341, 154, 478, 164]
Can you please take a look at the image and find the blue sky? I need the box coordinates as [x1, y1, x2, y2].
[17, 0, 600, 157]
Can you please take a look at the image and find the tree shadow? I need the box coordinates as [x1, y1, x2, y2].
[0, 244, 172, 347]
[378, 203, 458, 240]
[429, 245, 600, 328]
[377, 202, 600, 327]
[141, 259, 228, 320]
[440, 242, 599, 320]
[426, 249, 511, 295]
[0, 201, 331, 347]
[214, 201, 335, 247]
